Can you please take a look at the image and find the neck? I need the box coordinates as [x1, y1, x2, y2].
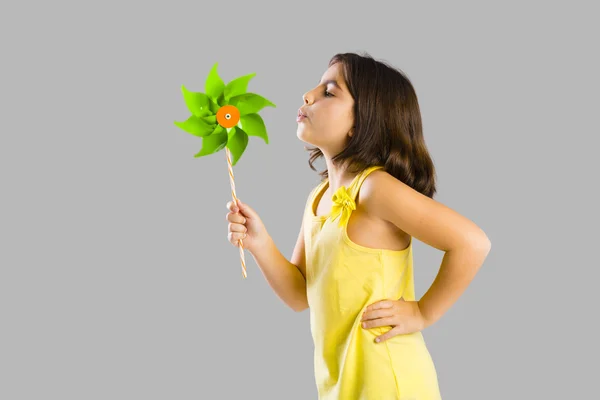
[324, 157, 357, 194]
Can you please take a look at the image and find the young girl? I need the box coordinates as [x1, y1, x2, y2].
[225, 52, 491, 399]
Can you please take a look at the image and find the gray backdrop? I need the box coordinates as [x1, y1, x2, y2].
[2, 0, 598, 399]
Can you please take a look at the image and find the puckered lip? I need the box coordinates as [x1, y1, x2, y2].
[298, 108, 309, 118]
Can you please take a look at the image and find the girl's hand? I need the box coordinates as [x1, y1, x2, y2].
[225, 198, 269, 254]
[360, 297, 429, 343]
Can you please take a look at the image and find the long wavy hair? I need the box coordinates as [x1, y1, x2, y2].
[306, 52, 437, 199]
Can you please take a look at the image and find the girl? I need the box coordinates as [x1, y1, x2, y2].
[225, 52, 491, 399]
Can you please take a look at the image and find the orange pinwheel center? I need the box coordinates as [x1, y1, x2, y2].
[216, 105, 240, 128]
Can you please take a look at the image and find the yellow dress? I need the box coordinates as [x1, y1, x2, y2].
[304, 165, 442, 399]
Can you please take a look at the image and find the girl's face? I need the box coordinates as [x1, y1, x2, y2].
[297, 62, 355, 155]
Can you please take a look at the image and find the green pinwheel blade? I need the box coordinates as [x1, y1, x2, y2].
[208, 97, 221, 114]
[174, 115, 215, 137]
[239, 113, 269, 144]
[223, 72, 256, 103]
[226, 126, 249, 166]
[202, 115, 217, 124]
[194, 125, 227, 157]
[205, 63, 225, 104]
[229, 93, 276, 116]
[181, 85, 211, 117]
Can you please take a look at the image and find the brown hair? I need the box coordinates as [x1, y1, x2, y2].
[306, 52, 437, 198]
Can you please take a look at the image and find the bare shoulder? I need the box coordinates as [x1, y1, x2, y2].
[359, 169, 415, 207]
[359, 169, 491, 252]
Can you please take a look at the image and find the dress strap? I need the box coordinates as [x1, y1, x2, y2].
[347, 165, 384, 200]
[307, 179, 328, 217]
[329, 165, 384, 227]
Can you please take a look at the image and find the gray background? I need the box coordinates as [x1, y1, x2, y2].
[1, 0, 598, 399]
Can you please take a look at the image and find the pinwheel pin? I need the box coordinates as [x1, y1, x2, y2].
[174, 62, 276, 278]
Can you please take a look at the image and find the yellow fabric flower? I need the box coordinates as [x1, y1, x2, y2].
[330, 186, 356, 227]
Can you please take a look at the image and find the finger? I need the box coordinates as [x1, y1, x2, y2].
[362, 316, 397, 330]
[361, 308, 394, 321]
[236, 199, 256, 219]
[365, 299, 394, 313]
[228, 231, 247, 243]
[226, 212, 246, 224]
[226, 201, 239, 213]
[228, 222, 247, 233]
[375, 326, 403, 343]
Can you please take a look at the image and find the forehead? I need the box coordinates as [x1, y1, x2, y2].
[318, 63, 347, 91]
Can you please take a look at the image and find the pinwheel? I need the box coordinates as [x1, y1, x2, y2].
[174, 62, 276, 278]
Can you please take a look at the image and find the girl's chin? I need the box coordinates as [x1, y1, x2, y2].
[296, 127, 309, 139]
[296, 131, 315, 146]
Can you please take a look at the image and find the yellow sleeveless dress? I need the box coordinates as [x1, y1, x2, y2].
[304, 165, 442, 399]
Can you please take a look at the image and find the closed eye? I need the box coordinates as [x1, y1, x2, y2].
[324, 89, 333, 97]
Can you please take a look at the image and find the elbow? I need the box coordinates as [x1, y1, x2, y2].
[292, 302, 309, 313]
[456, 233, 491, 257]
[472, 235, 491, 260]
[481, 234, 491, 253]
[477, 236, 491, 252]
[467, 229, 491, 253]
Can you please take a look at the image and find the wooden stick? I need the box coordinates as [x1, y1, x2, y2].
[225, 147, 247, 278]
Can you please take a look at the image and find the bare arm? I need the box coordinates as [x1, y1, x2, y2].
[249, 224, 308, 312]
[362, 171, 492, 326]
[289, 217, 309, 311]
[246, 193, 311, 312]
